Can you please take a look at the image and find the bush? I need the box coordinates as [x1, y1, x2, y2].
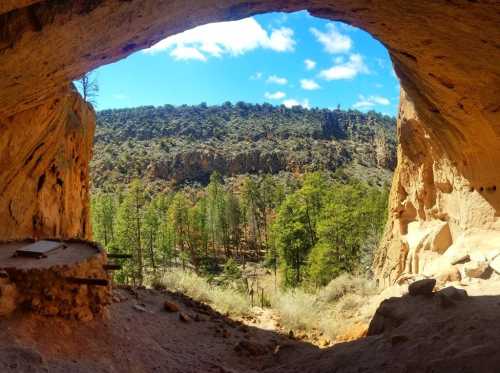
[318, 274, 376, 303]
[270, 289, 320, 330]
[160, 269, 251, 316]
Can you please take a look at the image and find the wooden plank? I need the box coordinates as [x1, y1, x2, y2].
[66, 277, 109, 286]
[14, 240, 66, 258]
[107, 253, 132, 259]
[103, 264, 122, 271]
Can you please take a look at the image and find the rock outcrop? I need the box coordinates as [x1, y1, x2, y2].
[1, 1, 499, 284]
[0, 87, 94, 240]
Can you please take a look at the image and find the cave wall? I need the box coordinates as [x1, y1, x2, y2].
[1, 0, 499, 284]
[0, 87, 94, 240]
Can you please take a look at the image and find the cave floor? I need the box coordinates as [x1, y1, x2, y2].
[1, 283, 500, 372]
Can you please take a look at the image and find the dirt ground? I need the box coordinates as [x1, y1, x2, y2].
[2, 282, 500, 372]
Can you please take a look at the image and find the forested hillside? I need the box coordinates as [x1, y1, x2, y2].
[90, 103, 394, 324]
[91, 103, 396, 190]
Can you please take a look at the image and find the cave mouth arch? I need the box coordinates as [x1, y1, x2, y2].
[0, 1, 499, 285]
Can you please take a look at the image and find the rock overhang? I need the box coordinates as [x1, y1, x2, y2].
[0, 0, 499, 284]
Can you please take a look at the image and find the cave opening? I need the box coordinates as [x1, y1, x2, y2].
[0, 2, 499, 371]
[79, 11, 401, 346]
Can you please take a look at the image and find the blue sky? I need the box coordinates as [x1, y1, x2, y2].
[92, 11, 400, 116]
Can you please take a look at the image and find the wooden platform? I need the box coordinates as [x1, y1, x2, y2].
[0, 240, 101, 270]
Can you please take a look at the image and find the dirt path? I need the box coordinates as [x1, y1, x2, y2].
[2, 282, 500, 372]
[0, 287, 317, 372]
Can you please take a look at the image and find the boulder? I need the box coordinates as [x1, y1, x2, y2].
[367, 297, 408, 336]
[464, 261, 491, 279]
[450, 254, 470, 266]
[163, 300, 180, 313]
[436, 286, 468, 309]
[234, 340, 269, 356]
[437, 286, 468, 301]
[179, 312, 191, 323]
[408, 279, 436, 296]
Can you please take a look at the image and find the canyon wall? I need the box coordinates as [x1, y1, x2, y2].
[0, 87, 94, 240]
[1, 1, 499, 284]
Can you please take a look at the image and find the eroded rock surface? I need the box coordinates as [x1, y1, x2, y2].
[0, 1, 499, 285]
[0, 87, 94, 241]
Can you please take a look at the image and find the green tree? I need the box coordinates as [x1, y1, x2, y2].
[91, 192, 116, 246]
[113, 180, 145, 285]
[272, 193, 313, 287]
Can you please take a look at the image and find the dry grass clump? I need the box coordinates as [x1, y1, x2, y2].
[268, 274, 380, 339]
[318, 273, 377, 303]
[160, 269, 251, 316]
[158, 269, 383, 342]
[270, 289, 320, 330]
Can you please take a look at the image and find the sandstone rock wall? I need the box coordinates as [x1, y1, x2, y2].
[1, 1, 499, 284]
[0, 87, 94, 240]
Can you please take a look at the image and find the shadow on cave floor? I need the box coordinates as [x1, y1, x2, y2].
[1, 285, 500, 373]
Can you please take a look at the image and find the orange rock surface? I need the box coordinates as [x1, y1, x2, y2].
[1, 1, 499, 283]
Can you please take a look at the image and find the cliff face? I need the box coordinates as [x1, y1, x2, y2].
[0, 88, 94, 240]
[92, 105, 395, 188]
[1, 1, 499, 284]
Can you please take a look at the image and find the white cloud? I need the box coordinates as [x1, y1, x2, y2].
[250, 72, 263, 80]
[267, 75, 288, 85]
[304, 59, 316, 70]
[144, 17, 295, 61]
[300, 79, 320, 90]
[283, 98, 310, 109]
[170, 46, 207, 61]
[376, 58, 386, 69]
[266, 27, 295, 52]
[310, 23, 352, 54]
[318, 54, 369, 80]
[264, 91, 286, 100]
[352, 95, 390, 109]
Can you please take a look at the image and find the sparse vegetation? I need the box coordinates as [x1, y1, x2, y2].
[156, 267, 380, 341]
[90, 102, 394, 343]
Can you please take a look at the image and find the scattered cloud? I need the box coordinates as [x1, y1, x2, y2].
[304, 59, 316, 70]
[300, 79, 320, 90]
[250, 72, 263, 80]
[283, 98, 310, 109]
[264, 91, 286, 100]
[339, 23, 358, 32]
[318, 54, 369, 80]
[170, 46, 207, 61]
[352, 94, 390, 109]
[376, 58, 386, 69]
[267, 75, 288, 85]
[310, 23, 352, 54]
[144, 17, 295, 61]
[266, 28, 295, 52]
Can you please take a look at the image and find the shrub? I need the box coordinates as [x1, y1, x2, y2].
[160, 269, 251, 316]
[318, 274, 376, 303]
[270, 289, 320, 330]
